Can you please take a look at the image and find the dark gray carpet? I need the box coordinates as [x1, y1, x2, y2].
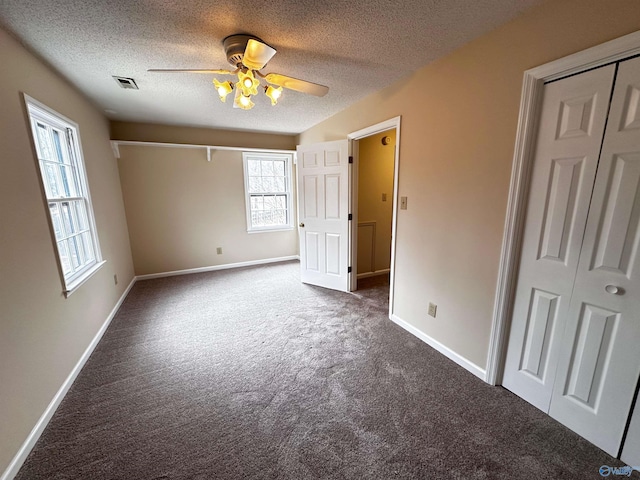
[15, 261, 637, 479]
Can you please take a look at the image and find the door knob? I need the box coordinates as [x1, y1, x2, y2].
[299, 223, 305, 228]
[605, 285, 621, 295]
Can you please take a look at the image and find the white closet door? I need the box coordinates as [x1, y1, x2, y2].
[502, 65, 616, 411]
[549, 56, 640, 457]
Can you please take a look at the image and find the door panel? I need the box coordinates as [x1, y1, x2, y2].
[561, 303, 618, 408]
[305, 232, 320, 271]
[326, 233, 341, 275]
[297, 140, 349, 291]
[325, 174, 342, 219]
[302, 150, 320, 167]
[538, 156, 585, 262]
[518, 289, 560, 382]
[503, 65, 616, 411]
[590, 153, 640, 274]
[303, 176, 319, 217]
[549, 56, 640, 456]
[620, 84, 640, 131]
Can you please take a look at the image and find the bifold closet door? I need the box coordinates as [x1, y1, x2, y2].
[548, 55, 640, 457]
[502, 65, 616, 412]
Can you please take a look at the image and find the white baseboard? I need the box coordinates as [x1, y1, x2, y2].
[3, 256, 302, 478]
[357, 269, 390, 279]
[1, 277, 136, 480]
[135, 255, 300, 280]
[390, 313, 487, 381]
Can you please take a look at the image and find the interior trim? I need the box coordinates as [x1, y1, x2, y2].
[357, 268, 391, 279]
[390, 314, 486, 380]
[486, 29, 640, 386]
[347, 116, 401, 318]
[135, 255, 300, 280]
[2, 255, 300, 479]
[1, 277, 137, 480]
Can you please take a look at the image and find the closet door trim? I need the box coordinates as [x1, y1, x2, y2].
[487, 29, 640, 386]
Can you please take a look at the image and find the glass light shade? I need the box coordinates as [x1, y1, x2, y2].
[213, 79, 233, 102]
[237, 69, 260, 97]
[234, 93, 255, 110]
[265, 85, 283, 105]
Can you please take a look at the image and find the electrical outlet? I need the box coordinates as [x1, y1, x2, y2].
[216, 247, 223, 255]
[400, 196, 408, 210]
[428, 302, 437, 318]
[114, 274, 118, 285]
[382, 193, 387, 202]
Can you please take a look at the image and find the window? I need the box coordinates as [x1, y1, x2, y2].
[25, 96, 104, 295]
[242, 152, 294, 232]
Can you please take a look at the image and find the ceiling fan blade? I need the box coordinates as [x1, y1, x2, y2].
[264, 73, 329, 97]
[242, 39, 277, 70]
[147, 68, 234, 74]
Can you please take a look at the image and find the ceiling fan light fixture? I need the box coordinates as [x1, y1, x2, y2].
[237, 69, 259, 97]
[235, 92, 255, 110]
[213, 78, 234, 102]
[150, 33, 329, 111]
[265, 85, 283, 105]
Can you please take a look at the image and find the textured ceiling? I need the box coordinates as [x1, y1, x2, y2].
[0, 0, 543, 134]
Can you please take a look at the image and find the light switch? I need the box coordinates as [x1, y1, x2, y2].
[382, 193, 387, 202]
[400, 196, 408, 210]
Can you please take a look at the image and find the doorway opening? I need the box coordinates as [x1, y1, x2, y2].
[294, 117, 400, 312]
[352, 129, 395, 290]
[348, 118, 401, 321]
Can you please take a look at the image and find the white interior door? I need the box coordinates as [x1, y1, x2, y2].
[296, 140, 350, 291]
[502, 65, 616, 411]
[549, 56, 640, 456]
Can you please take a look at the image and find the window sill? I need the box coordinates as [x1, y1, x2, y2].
[63, 260, 106, 298]
[247, 226, 294, 234]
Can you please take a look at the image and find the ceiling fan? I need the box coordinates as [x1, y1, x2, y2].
[148, 34, 329, 110]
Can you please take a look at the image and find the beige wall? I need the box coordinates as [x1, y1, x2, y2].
[2, 0, 639, 473]
[118, 146, 298, 275]
[0, 28, 134, 474]
[357, 130, 395, 274]
[299, 0, 640, 369]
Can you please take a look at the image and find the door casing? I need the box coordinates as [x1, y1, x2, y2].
[487, 30, 640, 386]
[347, 117, 401, 318]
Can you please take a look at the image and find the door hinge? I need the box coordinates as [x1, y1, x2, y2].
[349, 156, 353, 164]
[348, 266, 352, 273]
[348, 213, 353, 221]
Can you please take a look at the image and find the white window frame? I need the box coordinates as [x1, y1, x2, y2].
[242, 152, 294, 233]
[25, 95, 105, 296]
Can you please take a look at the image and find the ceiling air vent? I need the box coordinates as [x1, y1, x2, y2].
[113, 76, 139, 90]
